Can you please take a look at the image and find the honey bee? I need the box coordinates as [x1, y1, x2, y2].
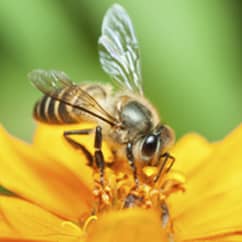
[29, 4, 175, 187]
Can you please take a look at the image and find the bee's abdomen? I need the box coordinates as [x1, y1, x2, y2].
[33, 84, 111, 124]
[33, 94, 79, 124]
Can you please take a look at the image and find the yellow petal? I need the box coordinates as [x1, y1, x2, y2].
[0, 196, 84, 242]
[169, 124, 242, 240]
[87, 208, 169, 242]
[171, 133, 212, 178]
[0, 125, 92, 221]
[182, 233, 242, 242]
[0, 239, 50, 242]
[33, 122, 113, 187]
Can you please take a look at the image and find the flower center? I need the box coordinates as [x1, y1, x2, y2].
[82, 166, 186, 240]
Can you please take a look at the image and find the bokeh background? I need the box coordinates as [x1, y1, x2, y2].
[0, 0, 241, 142]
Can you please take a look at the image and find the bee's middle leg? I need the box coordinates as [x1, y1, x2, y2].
[94, 126, 105, 186]
[126, 142, 139, 187]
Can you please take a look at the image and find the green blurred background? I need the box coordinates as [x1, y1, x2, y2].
[0, 0, 241, 142]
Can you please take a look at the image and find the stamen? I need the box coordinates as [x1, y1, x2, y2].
[83, 215, 98, 232]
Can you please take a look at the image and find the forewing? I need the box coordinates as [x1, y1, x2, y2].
[98, 4, 143, 95]
[29, 69, 117, 125]
[29, 69, 73, 94]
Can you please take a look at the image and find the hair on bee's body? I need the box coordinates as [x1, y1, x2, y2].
[29, 4, 175, 187]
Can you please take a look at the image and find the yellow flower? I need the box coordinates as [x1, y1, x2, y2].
[0, 122, 241, 242]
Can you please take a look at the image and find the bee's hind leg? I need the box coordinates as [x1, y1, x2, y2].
[63, 129, 93, 166]
[63, 127, 106, 186]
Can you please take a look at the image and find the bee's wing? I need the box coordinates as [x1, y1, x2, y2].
[29, 69, 117, 125]
[29, 69, 74, 92]
[98, 4, 143, 95]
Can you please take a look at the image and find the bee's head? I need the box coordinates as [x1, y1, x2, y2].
[137, 124, 175, 166]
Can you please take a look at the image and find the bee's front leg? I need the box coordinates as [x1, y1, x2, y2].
[154, 153, 175, 183]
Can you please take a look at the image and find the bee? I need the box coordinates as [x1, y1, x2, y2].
[29, 4, 175, 187]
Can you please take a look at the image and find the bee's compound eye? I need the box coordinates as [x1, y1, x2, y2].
[141, 135, 158, 159]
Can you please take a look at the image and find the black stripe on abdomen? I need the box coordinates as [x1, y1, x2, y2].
[58, 101, 77, 123]
[33, 90, 80, 124]
[33, 96, 49, 122]
[47, 98, 60, 123]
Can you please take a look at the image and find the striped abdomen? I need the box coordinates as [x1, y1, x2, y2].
[33, 84, 109, 124]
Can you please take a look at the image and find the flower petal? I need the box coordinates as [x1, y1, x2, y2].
[0, 196, 84, 242]
[0, 125, 93, 221]
[169, 125, 242, 240]
[87, 208, 169, 242]
[171, 133, 212, 177]
[33, 122, 113, 187]
[0, 239, 50, 242]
